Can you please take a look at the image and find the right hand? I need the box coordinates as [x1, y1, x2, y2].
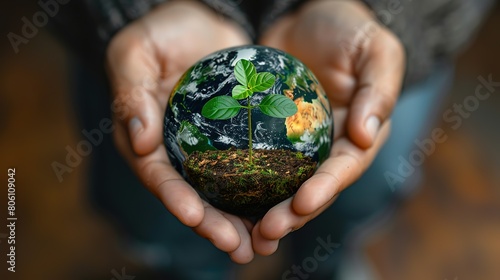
[106, 0, 254, 263]
[252, 0, 404, 255]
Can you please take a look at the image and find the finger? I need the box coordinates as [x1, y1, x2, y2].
[107, 25, 163, 156]
[139, 147, 206, 227]
[225, 214, 254, 264]
[254, 196, 334, 243]
[113, 121, 205, 227]
[333, 107, 348, 140]
[193, 203, 241, 253]
[252, 221, 280, 256]
[348, 32, 404, 149]
[255, 121, 391, 242]
[316, 67, 358, 106]
[294, 119, 392, 215]
[112, 118, 135, 164]
[242, 218, 255, 232]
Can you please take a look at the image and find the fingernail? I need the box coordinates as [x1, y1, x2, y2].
[365, 116, 380, 141]
[129, 117, 143, 141]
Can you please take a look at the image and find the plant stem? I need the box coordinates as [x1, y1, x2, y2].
[247, 97, 253, 164]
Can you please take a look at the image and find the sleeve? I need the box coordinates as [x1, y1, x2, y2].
[84, 0, 254, 42]
[50, 0, 254, 70]
[258, 0, 496, 86]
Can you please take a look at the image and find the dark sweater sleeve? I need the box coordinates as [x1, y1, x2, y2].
[83, 0, 254, 42]
[52, 0, 495, 85]
[259, 0, 496, 86]
[51, 0, 254, 70]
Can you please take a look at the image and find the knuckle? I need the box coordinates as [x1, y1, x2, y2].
[106, 28, 145, 67]
[376, 86, 398, 111]
[382, 31, 405, 60]
[355, 83, 399, 113]
[371, 29, 404, 60]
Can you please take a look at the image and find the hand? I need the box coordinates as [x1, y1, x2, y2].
[106, 1, 255, 263]
[254, 0, 405, 254]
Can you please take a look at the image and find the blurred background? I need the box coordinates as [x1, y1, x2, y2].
[0, 1, 499, 280]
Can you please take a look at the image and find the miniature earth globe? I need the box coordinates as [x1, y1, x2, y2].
[164, 45, 333, 217]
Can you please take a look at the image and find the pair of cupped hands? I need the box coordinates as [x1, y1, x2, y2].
[107, 0, 404, 264]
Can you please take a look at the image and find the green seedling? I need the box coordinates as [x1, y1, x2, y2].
[201, 59, 298, 163]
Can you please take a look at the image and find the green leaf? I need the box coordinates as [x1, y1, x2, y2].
[202, 96, 242, 120]
[234, 59, 256, 86]
[232, 84, 252, 100]
[249, 72, 276, 92]
[259, 94, 298, 118]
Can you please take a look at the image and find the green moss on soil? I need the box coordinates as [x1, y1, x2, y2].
[183, 148, 316, 217]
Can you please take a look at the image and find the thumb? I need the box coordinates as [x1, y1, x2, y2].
[348, 33, 404, 149]
[107, 28, 163, 156]
[113, 91, 163, 156]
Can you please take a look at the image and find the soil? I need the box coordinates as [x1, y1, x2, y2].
[183, 148, 317, 217]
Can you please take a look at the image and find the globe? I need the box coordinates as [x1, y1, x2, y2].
[164, 45, 333, 217]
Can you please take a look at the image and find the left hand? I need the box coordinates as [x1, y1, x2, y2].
[253, 0, 405, 255]
[106, 1, 255, 263]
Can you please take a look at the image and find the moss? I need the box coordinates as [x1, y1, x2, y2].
[297, 166, 306, 176]
[295, 152, 304, 160]
[209, 153, 218, 160]
[272, 180, 288, 195]
[184, 148, 316, 217]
